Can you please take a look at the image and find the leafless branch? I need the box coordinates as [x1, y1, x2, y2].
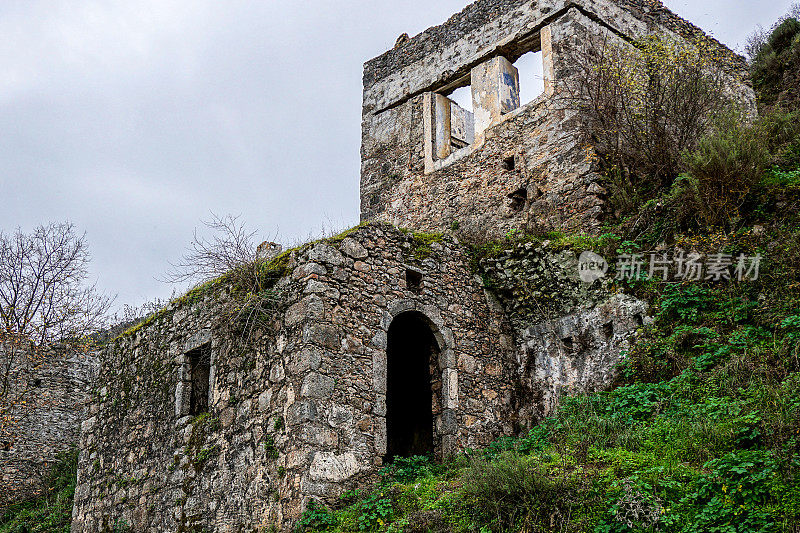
[164, 213, 259, 284]
[0, 222, 113, 447]
[164, 213, 284, 346]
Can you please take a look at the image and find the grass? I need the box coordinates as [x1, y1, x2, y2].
[0, 449, 78, 533]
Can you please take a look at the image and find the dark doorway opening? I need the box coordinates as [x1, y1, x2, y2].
[385, 312, 439, 461]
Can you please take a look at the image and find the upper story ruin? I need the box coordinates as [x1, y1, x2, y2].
[360, 0, 755, 238]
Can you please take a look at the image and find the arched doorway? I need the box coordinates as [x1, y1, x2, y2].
[385, 311, 440, 460]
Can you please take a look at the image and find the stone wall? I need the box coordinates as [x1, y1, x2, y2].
[360, 0, 756, 239]
[0, 342, 96, 508]
[71, 223, 516, 531]
[477, 239, 649, 427]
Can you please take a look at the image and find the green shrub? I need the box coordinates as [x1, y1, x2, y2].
[380, 455, 431, 483]
[355, 489, 394, 532]
[752, 17, 800, 109]
[656, 285, 720, 325]
[458, 451, 591, 532]
[682, 112, 771, 228]
[668, 450, 781, 532]
[0, 449, 78, 533]
[296, 500, 337, 531]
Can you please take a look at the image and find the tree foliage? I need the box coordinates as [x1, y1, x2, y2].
[565, 35, 734, 215]
[749, 4, 800, 110]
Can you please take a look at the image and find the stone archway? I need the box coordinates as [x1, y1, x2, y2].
[384, 311, 440, 460]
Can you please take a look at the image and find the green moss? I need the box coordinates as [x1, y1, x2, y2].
[186, 414, 220, 472]
[409, 231, 445, 261]
[324, 221, 371, 244]
[263, 435, 279, 460]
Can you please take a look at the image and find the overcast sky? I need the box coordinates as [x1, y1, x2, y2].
[1, 0, 795, 311]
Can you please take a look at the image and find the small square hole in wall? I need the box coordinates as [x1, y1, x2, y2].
[508, 188, 527, 212]
[634, 313, 644, 326]
[503, 156, 516, 171]
[602, 322, 614, 339]
[561, 337, 574, 353]
[406, 269, 423, 293]
[188, 343, 212, 416]
[2, 441, 11, 451]
[30, 378, 42, 388]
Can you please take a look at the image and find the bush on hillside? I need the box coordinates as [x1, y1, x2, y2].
[681, 111, 771, 228]
[565, 35, 731, 216]
[751, 16, 800, 110]
[0, 449, 77, 533]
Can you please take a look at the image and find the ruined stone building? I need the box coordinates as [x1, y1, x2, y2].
[0, 343, 96, 508]
[65, 0, 754, 531]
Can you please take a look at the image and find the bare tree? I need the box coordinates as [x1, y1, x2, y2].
[0, 222, 112, 450]
[165, 213, 260, 284]
[165, 213, 284, 344]
[562, 34, 730, 215]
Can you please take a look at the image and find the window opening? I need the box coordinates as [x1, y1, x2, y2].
[187, 343, 211, 416]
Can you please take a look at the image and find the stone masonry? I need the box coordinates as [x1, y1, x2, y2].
[0, 343, 96, 508]
[360, 0, 756, 239]
[71, 225, 516, 531]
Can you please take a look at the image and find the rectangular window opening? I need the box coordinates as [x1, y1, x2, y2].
[514, 50, 545, 107]
[447, 85, 472, 113]
[406, 268, 423, 293]
[438, 85, 475, 155]
[188, 343, 211, 416]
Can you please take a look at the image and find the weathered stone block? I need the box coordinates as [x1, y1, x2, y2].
[302, 324, 340, 350]
[339, 238, 368, 260]
[471, 56, 520, 136]
[287, 400, 318, 425]
[308, 244, 346, 266]
[300, 373, 336, 399]
[309, 452, 365, 482]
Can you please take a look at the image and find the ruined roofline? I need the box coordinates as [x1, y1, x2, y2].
[363, 0, 750, 88]
[105, 221, 430, 344]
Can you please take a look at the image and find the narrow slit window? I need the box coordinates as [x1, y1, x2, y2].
[188, 343, 211, 416]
